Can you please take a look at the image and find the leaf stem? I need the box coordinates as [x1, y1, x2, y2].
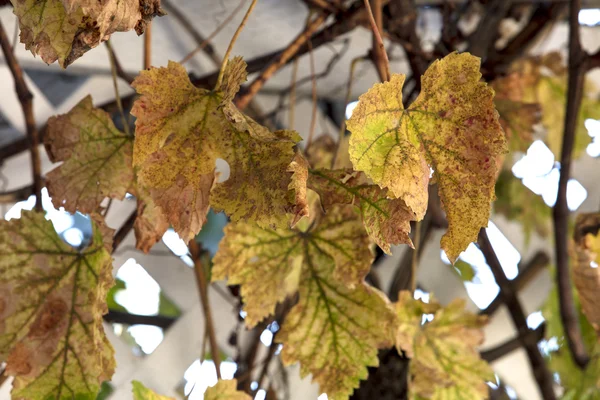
[410, 220, 421, 293]
[143, 22, 152, 69]
[105, 41, 131, 137]
[306, 35, 318, 149]
[363, 0, 390, 81]
[289, 58, 299, 130]
[189, 240, 222, 379]
[215, 0, 258, 89]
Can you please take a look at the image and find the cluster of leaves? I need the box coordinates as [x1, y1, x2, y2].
[1, 6, 507, 393]
[132, 379, 251, 400]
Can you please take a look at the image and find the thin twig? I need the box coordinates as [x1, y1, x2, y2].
[0, 20, 42, 211]
[289, 58, 299, 130]
[105, 41, 131, 136]
[363, 0, 390, 81]
[553, 0, 590, 369]
[189, 240, 222, 379]
[179, 0, 247, 65]
[306, 38, 318, 149]
[235, 12, 328, 110]
[104, 41, 134, 84]
[478, 229, 556, 400]
[215, 0, 258, 89]
[144, 22, 152, 70]
[332, 55, 364, 169]
[410, 221, 421, 293]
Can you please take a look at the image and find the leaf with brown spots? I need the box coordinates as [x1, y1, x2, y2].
[347, 52, 506, 262]
[132, 60, 307, 242]
[131, 183, 170, 253]
[45, 95, 134, 214]
[11, 0, 164, 67]
[0, 211, 115, 399]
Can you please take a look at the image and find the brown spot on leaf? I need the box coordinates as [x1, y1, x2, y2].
[29, 298, 68, 338]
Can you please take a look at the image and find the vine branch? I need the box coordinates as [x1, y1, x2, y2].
[189, 240, 222, 379]
[553, 0, 590, 369]
[478, 229, 556, 400]
[0, 19, 43, 211]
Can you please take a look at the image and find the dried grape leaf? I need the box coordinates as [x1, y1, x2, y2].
[11, 0, 164, 67]
[45, 95, 134, 214]
[0, 211, 115, 399]
[347, 52, 506, 263]
[132, 60, 306, 242]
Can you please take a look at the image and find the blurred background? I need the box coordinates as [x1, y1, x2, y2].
[1, 0, 600, 399]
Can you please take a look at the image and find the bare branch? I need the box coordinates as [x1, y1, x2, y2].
[0, 19, 43, 211]
[478, 229, 556, 400]
[189, 240, 222, 379]
[481, 323, 545, 363]
[552, 0, 590, 369]
[112, 210, 137, 254]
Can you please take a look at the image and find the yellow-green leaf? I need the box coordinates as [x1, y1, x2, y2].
[45, 95, 134, 214]
[394, 291, 493, 399]
[213, 205, 373, 327]
[132, 381, 175, 400]
[205, 379, 252, 400]
[0, 211, 115, 399]
[11, 0, 163, 67]
[213, 206, 393, 399]
[347, 52, 506, 263]
[308, 168, 416, 253]
[131, 60, 306, 242]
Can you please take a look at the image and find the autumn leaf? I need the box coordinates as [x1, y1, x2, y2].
[132, 381, 175, 400]
[213, 206, 395, 399]
[0, 211, 115, 399]
[347, 52, 506, 263]
[205, 379, 252, 400]
[394, 291, 493, 399]
[45, 95, 134, 214]
[308, 168, 416, 253]
[11, 0, 164, 67]
[132, 60, 307, 242]
[213, 205, 373, 327]
[572, 213, 600, 335]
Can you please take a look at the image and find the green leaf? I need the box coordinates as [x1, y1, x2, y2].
[213, 206, 395, 399]
[204, 379, 252, 400]
[11, 0, 164, 67]
[45, 95, 134, 214]
[0, 211, 115, 399]
[132, 381, 174, 400]
[453, 259, 476, 282]
[394, 291, 493, 399]
[347, 52, 507, 263]
[131, 59, 307, 242]
[308, 168, 416, 253]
